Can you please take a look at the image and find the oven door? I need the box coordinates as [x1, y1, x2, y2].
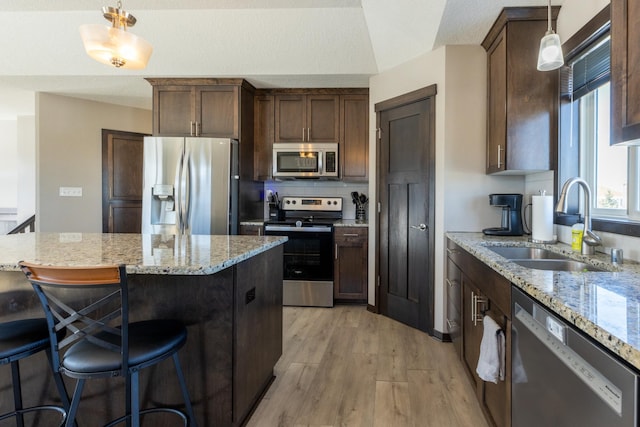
[264, 225, 334, 307]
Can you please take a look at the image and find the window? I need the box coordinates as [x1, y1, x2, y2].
[558, 8, 640, 235]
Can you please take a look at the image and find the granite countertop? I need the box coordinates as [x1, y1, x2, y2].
[0, 233, 287, 275]
[447, 232, 640, 371]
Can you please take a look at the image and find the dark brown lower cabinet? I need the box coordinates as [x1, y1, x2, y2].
[334, 227, 368, 302]
[447, 238, 511, 427]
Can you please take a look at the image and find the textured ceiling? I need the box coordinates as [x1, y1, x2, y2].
[0, 0, 562, 119]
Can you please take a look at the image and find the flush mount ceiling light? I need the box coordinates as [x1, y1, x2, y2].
[537, 0, 564, 71]
[79, 1, 153, 70]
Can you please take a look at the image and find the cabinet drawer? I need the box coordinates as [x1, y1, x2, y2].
[334, 227, 367, 244]
[446, 239, 511, 318]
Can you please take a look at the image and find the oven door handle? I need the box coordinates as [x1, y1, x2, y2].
[265, 225, 333, 233]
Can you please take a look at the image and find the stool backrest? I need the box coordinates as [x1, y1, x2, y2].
[19, 262, 130, 375]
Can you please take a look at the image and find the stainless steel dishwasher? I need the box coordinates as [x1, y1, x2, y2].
[512, 287, 638, 426]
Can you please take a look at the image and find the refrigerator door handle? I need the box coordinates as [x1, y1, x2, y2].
[178, 145, 187, 234]
[184, 148, 192, 233]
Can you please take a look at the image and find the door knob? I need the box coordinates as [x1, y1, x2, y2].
[410, 223, 427, 231]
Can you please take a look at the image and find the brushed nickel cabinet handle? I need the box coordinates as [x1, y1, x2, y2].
[190, 121, 195, 136]
[497, 144, 503, 169]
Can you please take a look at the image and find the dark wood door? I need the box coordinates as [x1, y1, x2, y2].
[102, 129, 146, 233]
[377, 86, 436, 333]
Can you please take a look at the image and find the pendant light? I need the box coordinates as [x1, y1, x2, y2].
[79, 1, 153, 70]
[537, 0, 564, 71]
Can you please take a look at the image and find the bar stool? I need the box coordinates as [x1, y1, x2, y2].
[0, 317, 69, 426]
[19, 262, 198, 427]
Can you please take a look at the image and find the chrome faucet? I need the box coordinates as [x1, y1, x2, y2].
[555, 177, 602, 255]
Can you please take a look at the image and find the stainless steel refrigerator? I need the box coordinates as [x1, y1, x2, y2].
[142, 137, 239, 235]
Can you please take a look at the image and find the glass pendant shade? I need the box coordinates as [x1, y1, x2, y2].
[80, 24, 152, 69]
[537, 32, 564, 71]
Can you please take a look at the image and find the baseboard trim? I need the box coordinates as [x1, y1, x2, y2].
[432, 330, 452, 342]
[366, 304, 378, 314]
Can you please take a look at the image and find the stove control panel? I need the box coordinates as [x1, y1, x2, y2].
[280, 196, 342, 211]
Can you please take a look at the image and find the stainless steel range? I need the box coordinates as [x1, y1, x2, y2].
[264, 196, 342, 307]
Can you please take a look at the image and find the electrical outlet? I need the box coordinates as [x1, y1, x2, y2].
[59, 187, 82, 197]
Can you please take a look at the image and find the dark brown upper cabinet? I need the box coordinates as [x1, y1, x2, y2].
[341, 94, 369, 181]
[482, 7, 559, 175]
[147, 78, 243, 138]
[255, 88, 369, 181]
[275, 93, 339, 143]
[253, 95, 275, 181]
[611, 0, 640, 145]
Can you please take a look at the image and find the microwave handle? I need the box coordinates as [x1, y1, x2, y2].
[319, 151, 324, 175]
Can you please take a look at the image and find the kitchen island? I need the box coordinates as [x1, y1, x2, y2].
[0, 232, 287, 427]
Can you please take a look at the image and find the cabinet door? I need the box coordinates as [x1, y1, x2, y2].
[486, 29, 507, 174]
[334, 227, 368, 301]
[341, 95, 369, 181]
[275, 95, 306, 142]
[482, 310, 510, 427]
[153, 85, 194, 136]
[197, 85, 239, 138]
[307, 95, 339, 142]
[611, 0, 640, 144]
[446, 258, 462, 358]
[254, 95, 274, 180]
[462, 279, 483, 392]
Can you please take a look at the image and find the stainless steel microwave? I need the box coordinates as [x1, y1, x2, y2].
[272, 143, 339, 179]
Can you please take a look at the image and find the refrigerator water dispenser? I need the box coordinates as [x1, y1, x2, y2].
[151, 184, 176, 225]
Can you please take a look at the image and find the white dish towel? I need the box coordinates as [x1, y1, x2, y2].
[476, 315, 505, 383]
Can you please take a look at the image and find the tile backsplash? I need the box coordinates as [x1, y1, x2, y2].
[262, 180, 369, 220]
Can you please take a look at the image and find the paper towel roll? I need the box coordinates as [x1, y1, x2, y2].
[532, 195, 554, 242]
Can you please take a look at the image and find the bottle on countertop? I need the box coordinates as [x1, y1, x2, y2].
[571, 223, 583, 251]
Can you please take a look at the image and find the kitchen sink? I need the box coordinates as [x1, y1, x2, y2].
[512, 259, 606, 272]
[487, 246, 568, 260]
[487, 246, 607, 272]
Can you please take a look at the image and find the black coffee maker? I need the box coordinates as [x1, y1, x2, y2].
[482, 194, 524, 236]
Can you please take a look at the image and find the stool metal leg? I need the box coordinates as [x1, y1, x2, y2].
[10, 360, 25, 427]
[65, 379, 85, 427]
[131, 370, 140, 427]
[45, 348, 75, 427]
[172, 353, 198, 427]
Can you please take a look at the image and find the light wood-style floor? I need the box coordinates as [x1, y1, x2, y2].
[246, 305, 489, 427]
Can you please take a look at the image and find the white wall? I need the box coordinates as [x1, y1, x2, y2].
[0, 120, 17, 208]
[36, 94, 151, 232]
[369, 45, 525, 333]
[17, 116, 36, 223]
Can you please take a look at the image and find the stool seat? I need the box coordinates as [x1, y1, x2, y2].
[63, 319, 187, 374]
[0, 318, 70, 425]
[0, 318, 50, 361]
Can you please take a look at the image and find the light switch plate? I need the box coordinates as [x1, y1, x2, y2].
[59, 187, 82, 197]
